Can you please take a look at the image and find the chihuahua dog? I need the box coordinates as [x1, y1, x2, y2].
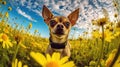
[42, 5, 79, 57]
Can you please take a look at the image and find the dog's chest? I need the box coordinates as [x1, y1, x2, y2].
[53, 48, 64, 53]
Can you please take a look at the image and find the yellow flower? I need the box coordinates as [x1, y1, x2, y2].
[3, 27, 9, 34]
[2, 1, 6, 5]
[0, 33, 13, 48]
[96, 17, 108, 26]
[34, 29, 38, 34]
[92, 30, 100, 39]
[102, 30, 114, 42]
[113, 1, 118, 7]
[8, 7, 12, 11]
[114, 13, 118, 18]
[113, 56, 120, 67]
[114, 32, 120, 37]
[5, 12, 9, 18]
[12, 58, 28, 67]
[105, 49, 117, 67]
[28, 23, 32, 29]
[106, 24, 114, 32]
[91, 19, 97, 25]
[14, 34, 23, 44]
[105, 49, 120, 67]
[30, 52, 75, 67]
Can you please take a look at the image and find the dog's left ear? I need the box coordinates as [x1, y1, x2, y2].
[68, 8, 79, 26]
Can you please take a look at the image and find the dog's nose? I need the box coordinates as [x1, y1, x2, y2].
[57, 24, 63, 29]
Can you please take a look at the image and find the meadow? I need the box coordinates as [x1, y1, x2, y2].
[0, 0, 120, 67]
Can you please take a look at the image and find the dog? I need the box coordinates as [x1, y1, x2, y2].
[42, 5, 79, 57]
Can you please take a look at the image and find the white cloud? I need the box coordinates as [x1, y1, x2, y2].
[21, 0, 26, 6]
[32, 10, 42, 17]
[17, 8, 37, 22]
[13, 0, 117, 38]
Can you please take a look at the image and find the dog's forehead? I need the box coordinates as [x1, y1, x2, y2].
[52, 16, 69, 23]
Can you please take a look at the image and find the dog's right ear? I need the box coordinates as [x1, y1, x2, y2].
[42, 5, 54, 25]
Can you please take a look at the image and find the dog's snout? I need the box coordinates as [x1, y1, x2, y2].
[57, 24, 63, 29]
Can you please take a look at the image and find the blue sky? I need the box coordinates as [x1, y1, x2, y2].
[0, 0, 118, 38]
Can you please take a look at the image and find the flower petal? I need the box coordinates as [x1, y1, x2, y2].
[46, 54, 51, 62]
[12, 62, 15, 67]
[18, 61, 22, 67]
[6, 42, 9, 48]
[23, 65, 28, 67]
[15, 59, 18, 67]
[52, 53, 60, 61]
[30, 51, 47, 66]
[62, 61, 75, 67]
[2, 42, 5, 48]
[8, 41, 13, 47]
[59, 56, 69, 65]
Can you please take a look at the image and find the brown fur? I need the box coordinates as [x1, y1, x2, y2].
[42, 5, 79, 57]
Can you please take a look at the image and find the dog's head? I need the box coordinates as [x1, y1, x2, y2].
[42, 5, 79, 39]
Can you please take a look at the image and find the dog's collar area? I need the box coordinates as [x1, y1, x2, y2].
[49, 38, 67, 49]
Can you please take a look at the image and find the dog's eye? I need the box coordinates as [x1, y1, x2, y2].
[50, 20, 57, 27]
[64, 22, 70, 28]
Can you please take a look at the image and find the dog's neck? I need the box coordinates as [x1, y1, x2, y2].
[49, 34, 68, 49]
[50, 33, 68, 43]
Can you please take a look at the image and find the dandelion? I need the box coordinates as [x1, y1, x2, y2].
[8, 7, 12, 11]
[0, 33, 13, 48]
[30, 52, 75, 67]
[12, 58, 28, 67]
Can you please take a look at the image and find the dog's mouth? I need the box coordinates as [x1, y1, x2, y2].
[54, 29, 64, 36]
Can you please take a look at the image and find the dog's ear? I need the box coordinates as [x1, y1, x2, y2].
[68, 8, 79, 26]
[42, 5, 54, 24]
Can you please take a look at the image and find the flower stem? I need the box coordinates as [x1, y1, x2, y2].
[96, 25, 104, 67]
[12, 42, 20, 62]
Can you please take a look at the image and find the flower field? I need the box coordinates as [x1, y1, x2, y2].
[0, 0, 120, 67]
